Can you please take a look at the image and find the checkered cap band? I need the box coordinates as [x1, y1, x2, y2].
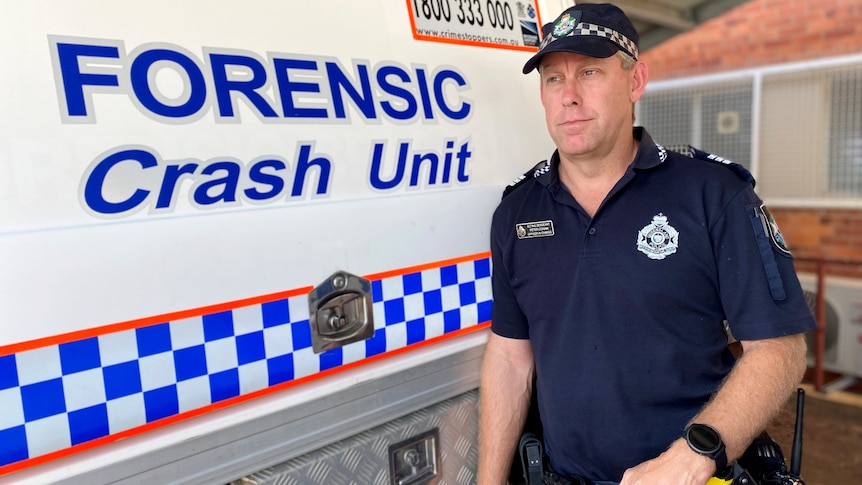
[540, 22, 639, 60]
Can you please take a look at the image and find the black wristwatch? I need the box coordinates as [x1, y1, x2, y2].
[683, 423, 728, 473]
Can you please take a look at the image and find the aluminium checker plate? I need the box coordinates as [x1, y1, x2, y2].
[232, 390, 479, 485]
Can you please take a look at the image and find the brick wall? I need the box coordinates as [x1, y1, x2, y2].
[771, 208, 862, 278]
[642, 0, 862, 80]
[641, 0, 862, 278]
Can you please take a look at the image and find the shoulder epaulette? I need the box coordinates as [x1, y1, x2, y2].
[502, 159, 550, 198]
[667, 145, 756, 188]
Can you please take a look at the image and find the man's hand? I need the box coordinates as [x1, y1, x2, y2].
[619, 438, 716, 485]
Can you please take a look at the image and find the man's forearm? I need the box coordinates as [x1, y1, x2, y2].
[690, 333, 808, 461]
[620, 333, 809, 485]
[478, 334, 535, 485]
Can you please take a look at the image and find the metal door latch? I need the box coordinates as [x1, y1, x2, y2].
[389, 429, 440, 485]
[308, 271, 374, 353]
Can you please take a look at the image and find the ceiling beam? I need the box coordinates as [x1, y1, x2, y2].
[607, 0, 696, 31]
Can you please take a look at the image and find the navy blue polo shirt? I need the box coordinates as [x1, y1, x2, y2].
[490, 128, 815, 482]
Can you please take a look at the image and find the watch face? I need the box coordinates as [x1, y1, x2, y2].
[689, 425, 720, 453]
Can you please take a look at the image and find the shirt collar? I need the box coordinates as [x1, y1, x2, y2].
[536, 127, 666, 189]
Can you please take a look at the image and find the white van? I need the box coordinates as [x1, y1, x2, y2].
[0, 1, 558, 483]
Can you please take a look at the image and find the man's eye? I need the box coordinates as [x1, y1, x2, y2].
[584, 69, 597, 76]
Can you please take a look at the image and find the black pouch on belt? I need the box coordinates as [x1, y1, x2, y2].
[519, 432, 544, 485]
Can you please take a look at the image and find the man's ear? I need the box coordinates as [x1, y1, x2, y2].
[630, 61, 649, 103]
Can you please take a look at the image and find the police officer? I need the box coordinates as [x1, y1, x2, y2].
[477, 3, 815, 485]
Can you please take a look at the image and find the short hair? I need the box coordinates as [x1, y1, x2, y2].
[617, 51, 636, 71]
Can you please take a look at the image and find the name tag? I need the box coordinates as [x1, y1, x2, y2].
[516, 220, 555, 239]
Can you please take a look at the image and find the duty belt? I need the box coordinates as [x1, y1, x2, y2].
[520, 432, 618, 485]
[542, 470, 618, 485]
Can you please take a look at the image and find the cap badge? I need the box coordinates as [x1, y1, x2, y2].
[552, 12, 580, 38]
[637, 213, 679, 260]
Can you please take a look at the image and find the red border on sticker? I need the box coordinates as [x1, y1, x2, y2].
[405, 0, 543, 52]
[0, 251, 492, 477]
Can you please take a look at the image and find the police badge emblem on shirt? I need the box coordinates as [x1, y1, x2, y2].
[636, 213, 679, 260]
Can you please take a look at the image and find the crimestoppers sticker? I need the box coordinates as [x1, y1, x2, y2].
[407, 0, 542, 51]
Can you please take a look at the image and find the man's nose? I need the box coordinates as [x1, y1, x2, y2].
[562, 80, 580, 106]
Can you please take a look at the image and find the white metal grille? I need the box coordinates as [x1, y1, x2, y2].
[829, 65, 862, 197]
[639, 78, 754, 170]
[639, 55, 862, 204]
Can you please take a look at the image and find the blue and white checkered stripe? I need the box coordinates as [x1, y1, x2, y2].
[0, 256, 492, 470]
